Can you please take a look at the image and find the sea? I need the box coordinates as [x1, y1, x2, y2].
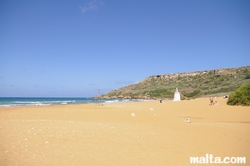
[0, 97, 143, 107]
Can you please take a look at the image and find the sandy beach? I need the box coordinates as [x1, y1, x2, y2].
[0, 97, 249, 166]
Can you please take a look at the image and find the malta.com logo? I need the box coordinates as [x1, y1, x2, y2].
[190, 154, 246, 164]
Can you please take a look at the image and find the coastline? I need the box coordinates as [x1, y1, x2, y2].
[1, 97, 249, 165]
[0, 97, 148, 107]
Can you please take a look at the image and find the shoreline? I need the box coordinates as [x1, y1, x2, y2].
[0, 97, 152, 108]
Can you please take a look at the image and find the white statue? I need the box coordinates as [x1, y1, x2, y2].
[173, 87, 181, 101]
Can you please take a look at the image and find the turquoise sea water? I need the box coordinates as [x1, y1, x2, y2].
[0, 97, 141, 107]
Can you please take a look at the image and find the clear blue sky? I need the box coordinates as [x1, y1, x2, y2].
[0, 0, 250, 97]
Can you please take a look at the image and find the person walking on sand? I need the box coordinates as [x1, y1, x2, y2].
[209, 97, 214, 105]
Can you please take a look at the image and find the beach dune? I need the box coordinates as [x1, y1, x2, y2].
[0, 98, 249, 166]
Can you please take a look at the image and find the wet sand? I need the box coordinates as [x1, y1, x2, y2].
[0, 97, 250, 166]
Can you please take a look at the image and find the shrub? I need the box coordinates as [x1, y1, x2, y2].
[149, 88, 172, 97]
[183, 90, 201, 98]
[244, 73, 250, 79]
[227, 82, 250, 106]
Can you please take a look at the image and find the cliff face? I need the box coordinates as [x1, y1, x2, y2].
[104, 66, 250, 99]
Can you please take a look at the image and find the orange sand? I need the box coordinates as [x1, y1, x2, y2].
[0, 97, 249, 166]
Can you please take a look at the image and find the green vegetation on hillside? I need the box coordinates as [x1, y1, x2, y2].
[142, 88, 173, 98]
[104, 66, 250, 99]
[227, 82, 250, 106]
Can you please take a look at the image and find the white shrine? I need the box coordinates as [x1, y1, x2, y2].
[173, 87, 181, 101]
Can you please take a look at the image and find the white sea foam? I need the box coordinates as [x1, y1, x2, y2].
[0, 105, 11, 107]
[0, 97, 144, 107]
[105, 100, 119, 103]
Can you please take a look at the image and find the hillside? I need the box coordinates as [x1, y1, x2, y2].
[103, 66, 250, 99]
